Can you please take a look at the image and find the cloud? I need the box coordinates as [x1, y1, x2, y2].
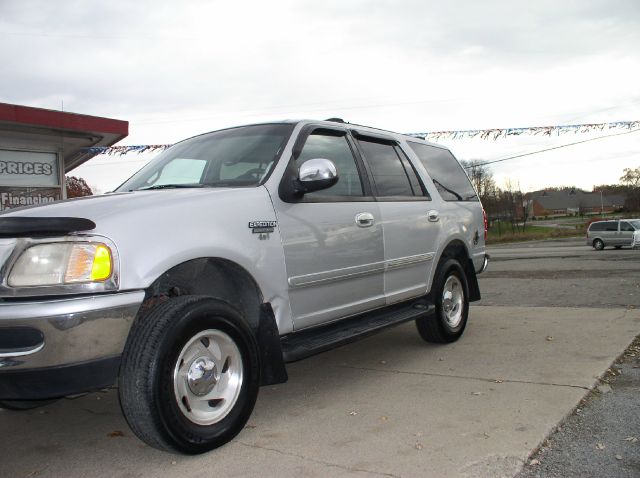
[1, 0, 639, 190]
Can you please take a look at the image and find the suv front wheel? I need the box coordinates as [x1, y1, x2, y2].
[119, 296, 260, 454]
[416, 258, 469, 343]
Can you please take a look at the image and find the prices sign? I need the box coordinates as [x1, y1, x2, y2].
[0, 150, 59, 187]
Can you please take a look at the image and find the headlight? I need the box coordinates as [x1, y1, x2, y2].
[8, 242, 113, 287]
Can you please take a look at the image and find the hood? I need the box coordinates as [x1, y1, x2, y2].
[0, 188, 262, 236]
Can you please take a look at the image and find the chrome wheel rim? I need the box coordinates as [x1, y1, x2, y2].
[441, 275, 464, 328]
[173, 329, 243, 426]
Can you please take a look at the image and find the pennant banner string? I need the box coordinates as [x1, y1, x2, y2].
[409, 120, 640, 141]
[84, 120, 640, 156]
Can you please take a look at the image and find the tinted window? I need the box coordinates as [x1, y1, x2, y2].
[358, 139, 414, 196]
[620, 221, 635, 232]
[589, 222, 606, 232]
[407, 142, 478, 201]
[629, 220, 640, 230]
[396, 147, 429, 198]
[605, 221, 618, 231]
[298, 132, 363, 197]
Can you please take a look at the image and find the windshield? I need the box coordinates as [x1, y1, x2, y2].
[629, 220, 640, 230]
[116, 124, 294, 192]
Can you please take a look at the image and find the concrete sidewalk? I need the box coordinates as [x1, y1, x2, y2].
[1, 305, 639, 478]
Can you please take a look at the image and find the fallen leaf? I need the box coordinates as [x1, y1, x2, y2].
[107, 430, 124, 438]
[414, 442, 424, 450]
[471, 391, 483, 396]
[529, 459, 540, 466]
[546, 336, 554, 341]
[379, 360, 387, 365]
[379, 416, 389, 421]
[624, 436, 638, 443]
[615, 454, 623, 460]
[349, 411, 358, 416]
[171, 461, 177, 465]
[494, 379, 503, 383]
[596, 443, 605, 450]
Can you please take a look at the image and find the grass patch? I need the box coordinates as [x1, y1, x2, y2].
[487, 224, 584, 244]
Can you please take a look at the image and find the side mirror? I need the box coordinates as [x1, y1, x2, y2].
[298, 158, 338, 193]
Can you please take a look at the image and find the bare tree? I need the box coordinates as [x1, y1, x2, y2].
[620, 166, 640, 187]
[620, 166, 640, 211]
[460, 160, 496, 200]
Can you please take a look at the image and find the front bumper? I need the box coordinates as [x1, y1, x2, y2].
[0, 291, 144, 397]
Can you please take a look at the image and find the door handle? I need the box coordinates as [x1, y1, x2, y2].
[355, 212, 375, 228]
[427, 210, 440, 222]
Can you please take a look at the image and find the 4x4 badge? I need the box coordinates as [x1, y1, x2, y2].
[248, 221, 277, 234]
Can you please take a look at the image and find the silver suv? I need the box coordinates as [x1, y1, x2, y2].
[587, 219, 640, 250]
[0, 119, 488, 454]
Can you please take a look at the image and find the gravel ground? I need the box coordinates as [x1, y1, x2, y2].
[517, 337, 640, 478]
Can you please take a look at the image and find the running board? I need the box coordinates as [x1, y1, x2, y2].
[281, 299, 434, 363]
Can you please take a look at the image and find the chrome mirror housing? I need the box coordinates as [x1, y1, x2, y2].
[298, 158, 338, 193]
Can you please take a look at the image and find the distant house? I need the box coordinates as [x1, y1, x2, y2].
[530, 188, 625, 217]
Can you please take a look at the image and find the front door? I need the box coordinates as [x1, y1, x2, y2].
[620, 221, 635, 245]
[274, 126, 385, 330]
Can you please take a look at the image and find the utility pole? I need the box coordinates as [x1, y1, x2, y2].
[600, 190, 604, 215]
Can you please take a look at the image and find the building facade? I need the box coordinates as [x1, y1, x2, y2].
[0, 103, 127, 212]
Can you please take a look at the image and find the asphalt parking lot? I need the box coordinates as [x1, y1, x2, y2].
[1, 238, 639, 478]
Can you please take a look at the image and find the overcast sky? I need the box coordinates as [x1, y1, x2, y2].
[1, 0, 639, 193]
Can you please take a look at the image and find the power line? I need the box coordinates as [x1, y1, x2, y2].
[463, 128, 640, 169]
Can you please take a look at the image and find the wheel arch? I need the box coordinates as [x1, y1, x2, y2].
[432, 239, 481, 302]
[142, 258, 264, 330]
[138, 258, 288, 386]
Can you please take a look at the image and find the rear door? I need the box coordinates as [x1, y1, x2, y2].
[352, 131, 437, 304]
[604, 221, 619, 245]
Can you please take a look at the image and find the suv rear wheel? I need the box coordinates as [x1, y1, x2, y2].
[416, 258, 469, 343]
[119, 296, 260, 454]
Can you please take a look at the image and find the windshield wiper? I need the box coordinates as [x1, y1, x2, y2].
[136, 184, 205, 191]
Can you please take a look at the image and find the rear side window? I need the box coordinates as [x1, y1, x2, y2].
[357, 139, 418, 197]
[589, 222, 606, 232]
[407, 142, 478, 201]
[605, 222, 619, 231]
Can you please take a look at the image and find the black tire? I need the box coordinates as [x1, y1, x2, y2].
[416, 258, 469, 344]
[118, 296, 260, 454]
[0, 399, 57, 411]
[593, 239, 605, 251]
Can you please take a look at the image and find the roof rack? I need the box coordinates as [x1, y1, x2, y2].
[324, 118, 346, 123]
